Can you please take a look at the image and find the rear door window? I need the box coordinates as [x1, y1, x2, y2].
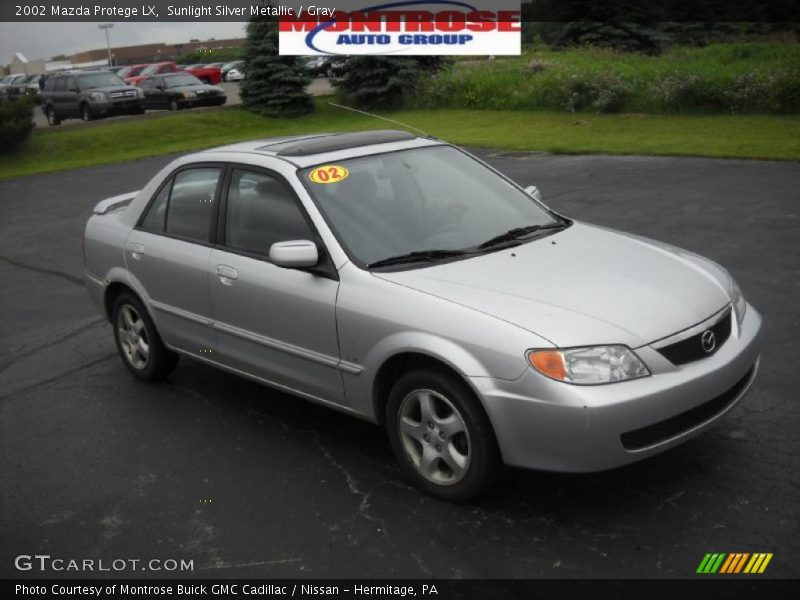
[139, 167, 221, 242]
[165, 168, 221, 241]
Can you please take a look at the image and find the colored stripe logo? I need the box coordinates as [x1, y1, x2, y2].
[697, 553, 773, 574]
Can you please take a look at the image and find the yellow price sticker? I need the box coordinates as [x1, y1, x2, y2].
[309, 165, 349, 184]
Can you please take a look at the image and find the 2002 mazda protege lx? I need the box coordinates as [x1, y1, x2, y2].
[83, 130, 762, 500]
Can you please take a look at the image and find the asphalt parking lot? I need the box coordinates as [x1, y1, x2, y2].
[0, 151, 798, 579]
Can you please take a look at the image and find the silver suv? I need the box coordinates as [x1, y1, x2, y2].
[83, 131, 761, 500]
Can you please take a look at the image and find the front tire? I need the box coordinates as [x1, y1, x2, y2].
[45, 105, 60, 126]
[80, 103, 94, 121]
[386, 368, 502, 501]
[112, 292, 179, 381]
[168, 98, 179, 111]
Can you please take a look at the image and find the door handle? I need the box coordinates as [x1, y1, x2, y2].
[216, 265, 238, 285]
[128, 243, 145, 260]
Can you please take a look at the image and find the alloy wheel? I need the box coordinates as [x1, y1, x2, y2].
[116, 304, 150, 370]
[398, 389, 471, 485]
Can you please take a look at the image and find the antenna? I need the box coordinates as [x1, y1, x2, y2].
[328, 102, 435, 139]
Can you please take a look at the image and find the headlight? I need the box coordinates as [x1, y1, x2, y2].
[729, 278, 747, 325]
[135, 88, 144, 99]
[528, 346, 650, 385]
[182, 91, 196, 98]
[89, 92, 107, 101]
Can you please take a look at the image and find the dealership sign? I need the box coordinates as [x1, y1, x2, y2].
[279, 1, 521, 56]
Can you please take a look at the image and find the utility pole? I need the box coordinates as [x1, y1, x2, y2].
[98, 24, 114, 67]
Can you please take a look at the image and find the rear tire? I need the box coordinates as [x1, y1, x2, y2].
[386, 368, 502, 502]
[112, 292, 179, 381]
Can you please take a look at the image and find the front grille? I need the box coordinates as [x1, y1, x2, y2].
[657, 309, 732, 366]
[109, 90, 136, 99]
[620, 366, 755, 451]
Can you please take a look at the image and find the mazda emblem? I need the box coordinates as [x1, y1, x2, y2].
[701, 330, 716, 353]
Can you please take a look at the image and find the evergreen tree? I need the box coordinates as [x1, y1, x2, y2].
[240, 16, 313, 118]
[334, 56, 446, 110]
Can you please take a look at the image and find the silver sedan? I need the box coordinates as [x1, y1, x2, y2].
[83, 131, 761, 501]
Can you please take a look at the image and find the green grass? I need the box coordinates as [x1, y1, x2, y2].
[2, 103, 799, 181]
[417, 42, 800, 114]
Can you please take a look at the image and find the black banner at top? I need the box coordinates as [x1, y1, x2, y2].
[1, 0, 799, 22]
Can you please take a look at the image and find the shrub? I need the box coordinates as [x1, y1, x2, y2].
[0, 97, 35, 153]
[335, 56, 447, 110]
[413, 42, 800, 115]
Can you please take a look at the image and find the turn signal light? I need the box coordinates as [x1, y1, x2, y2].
[528, 350, 566, 381]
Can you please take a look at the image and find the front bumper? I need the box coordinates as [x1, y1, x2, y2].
[472, 304, 762, 472]
[93, 99, 144, 116]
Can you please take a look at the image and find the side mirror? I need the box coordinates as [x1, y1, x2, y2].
[269, 240, 319, 269]
[525, 185, 542, 202]
[68, 87, 79, 93]
[156, 85, 164, 90]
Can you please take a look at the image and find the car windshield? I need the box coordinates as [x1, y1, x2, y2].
[166, 74, 202, 87]
[117, 66, 133, 78]
[78, 72, 126, 89]
[301, 145, 563, 268]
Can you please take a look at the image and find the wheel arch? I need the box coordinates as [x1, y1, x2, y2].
[371, 350, 486, 427]
[101, 269, 154, 323]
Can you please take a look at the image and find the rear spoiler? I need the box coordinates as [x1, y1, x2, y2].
[92, 191, 140, 215]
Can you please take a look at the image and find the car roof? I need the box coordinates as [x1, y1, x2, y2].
[199, 131, 445, 167]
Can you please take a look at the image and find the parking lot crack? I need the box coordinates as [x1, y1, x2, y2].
[0, 253, 83, 286]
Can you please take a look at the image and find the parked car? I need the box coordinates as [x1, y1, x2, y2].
[0, 73, 28, 97]
[184, 63, 222, 85]
[140, 73, 226, 111]
[221, 60, 244, 80]
[127, 62, 178, 87]
[302, 56, 332, 77]
[83, 131, 761, 501]
[41, 70, 144, 125]
[119, 64, 150, 85]
[7, 73, 42, 101]
[225, 66, 245, 81]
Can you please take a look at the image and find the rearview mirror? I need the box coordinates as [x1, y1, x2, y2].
[525, 185, 543, 202]
[269, 240, 319, 269]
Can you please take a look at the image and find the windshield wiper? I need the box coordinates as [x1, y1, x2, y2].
[476, 222, 567, 250]
[368, 249, 468, 269]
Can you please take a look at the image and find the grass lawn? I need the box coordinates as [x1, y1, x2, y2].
[2, 102, 799, 180]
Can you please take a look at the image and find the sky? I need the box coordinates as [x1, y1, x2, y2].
[0, 22, 247, 63]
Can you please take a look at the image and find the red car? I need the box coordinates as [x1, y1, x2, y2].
[182, 63, 223, 85]
[119, 64, 150, 85]
[127, 62, 177, 87]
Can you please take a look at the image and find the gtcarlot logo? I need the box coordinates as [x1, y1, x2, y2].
[279, 1, 521, 56]
[14, 554, 194, 572]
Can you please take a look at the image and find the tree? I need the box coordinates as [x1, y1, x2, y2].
[240, 17, 313, 118]
[334, 56, 447, 110]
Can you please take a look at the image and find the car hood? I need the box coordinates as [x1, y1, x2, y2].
[374, 223, 732, 348]
[167, 84, 223, 94]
